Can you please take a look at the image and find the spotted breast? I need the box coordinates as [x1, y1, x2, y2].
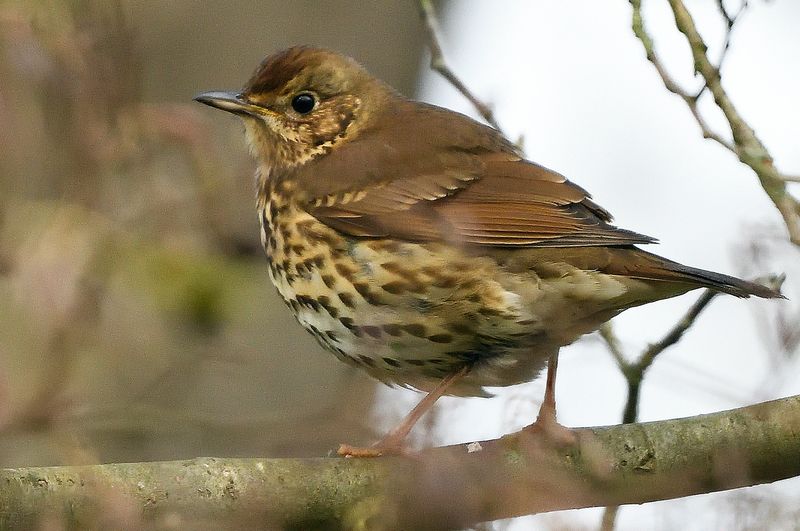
[257, 180, 578, 396]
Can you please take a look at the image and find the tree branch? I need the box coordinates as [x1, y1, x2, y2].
[709, 0, 747, 91]
[1, 395, 799, 530]
[629, 0, 735, 152]
[630, 0, 800, 246]
[598, 323, 627, 371]
[417, 0, 503, 133]
[600, 288, 719, 427]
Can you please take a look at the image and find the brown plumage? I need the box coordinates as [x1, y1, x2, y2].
[195, 46, 781, 456]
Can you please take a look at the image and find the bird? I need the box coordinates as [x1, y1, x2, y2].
[195, 46, 782, 457]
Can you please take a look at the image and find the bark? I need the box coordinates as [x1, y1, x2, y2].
[1, 395, 798, 530]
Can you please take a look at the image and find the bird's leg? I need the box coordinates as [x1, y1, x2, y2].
[338, 365, 469, 457]
[524, 353, 576, 444]
[538, 352, 560, 426]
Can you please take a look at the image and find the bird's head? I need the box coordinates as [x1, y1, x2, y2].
[195, 46, 392, 172]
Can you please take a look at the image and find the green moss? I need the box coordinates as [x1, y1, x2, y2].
[124, 246, 249, 334]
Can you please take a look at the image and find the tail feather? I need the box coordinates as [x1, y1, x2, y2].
[624, 249, 784, 299]
[515, 246, 785, 299]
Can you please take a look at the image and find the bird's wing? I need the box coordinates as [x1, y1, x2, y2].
[296, 102, 656, 248]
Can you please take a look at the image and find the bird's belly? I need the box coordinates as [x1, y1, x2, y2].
[260, 203, 636, 395]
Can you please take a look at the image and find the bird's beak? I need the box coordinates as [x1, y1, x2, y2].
[193, 91, 267, 118]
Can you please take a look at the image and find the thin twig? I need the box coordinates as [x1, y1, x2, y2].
[417, 0, 503, 132]
[629, 0, 736, 152]
[598, 288, 718, 530]
[598, 323, 626, 370]
[693, 0, 746, 100]
[712, 0, 748, 82]
[637, 290, 719, 374]
[630, 0, 800, 246]
[618, 289, 718, 424]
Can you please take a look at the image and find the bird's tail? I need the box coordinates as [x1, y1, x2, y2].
[622, 249, 784, 299]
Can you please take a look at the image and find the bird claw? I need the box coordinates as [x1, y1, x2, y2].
[337, 442, 409, 458]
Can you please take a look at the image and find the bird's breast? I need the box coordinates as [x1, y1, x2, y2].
[258, 191, 560, 390]
[257, 190, 643, 395]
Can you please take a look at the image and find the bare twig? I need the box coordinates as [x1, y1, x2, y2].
[598, 323, 626, 370]
[711, 0, 748, 84]
[629, 0, 735, 151]
[692, 0, 747, 100]
[637, 290, 719, 376]
[599, 288, 718, 530]
[609, 289, 719, 424]
[630, 0, 800, 246]
[417, 0, 503, 133]
[635, 289, 725, 414]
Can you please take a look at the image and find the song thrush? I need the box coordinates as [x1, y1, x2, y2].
[195, 46, 781, 456]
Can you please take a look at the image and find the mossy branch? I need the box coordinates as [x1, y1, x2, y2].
[1, 395, 798, 530]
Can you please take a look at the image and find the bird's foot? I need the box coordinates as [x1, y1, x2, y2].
[522, 353, 575, 445]
[523, 419, 577, 446]
[523, 409, 577, 446]
[338, 367, 471, 458]
[337, 440, 409, 458]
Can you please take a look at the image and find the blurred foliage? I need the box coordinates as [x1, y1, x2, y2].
[0, 0, 413, 467]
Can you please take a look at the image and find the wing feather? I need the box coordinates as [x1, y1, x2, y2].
[291, 100, 655, 248]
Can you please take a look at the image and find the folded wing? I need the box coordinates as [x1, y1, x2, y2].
[296, 101, 656, 248]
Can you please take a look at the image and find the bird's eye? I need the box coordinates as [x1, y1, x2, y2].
[291, 93, 316, 114]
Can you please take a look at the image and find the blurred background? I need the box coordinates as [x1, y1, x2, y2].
[0, 0, 798, 529]
[0, 0, 427, 465]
